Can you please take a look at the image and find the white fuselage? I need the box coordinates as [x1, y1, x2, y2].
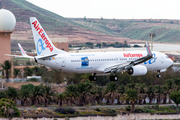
[36, 51, 173, 75]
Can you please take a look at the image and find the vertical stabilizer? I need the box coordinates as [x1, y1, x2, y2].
[30, 17, 67, 56]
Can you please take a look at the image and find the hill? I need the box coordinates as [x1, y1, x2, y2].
[70, 18, 180, 43]
[1, 0, 180, 52]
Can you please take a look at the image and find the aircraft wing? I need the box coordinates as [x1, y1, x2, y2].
[104, 42, 153, 73]
[36, 54, 57, 60]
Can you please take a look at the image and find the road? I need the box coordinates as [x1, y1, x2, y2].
[17, 104, 177, 111]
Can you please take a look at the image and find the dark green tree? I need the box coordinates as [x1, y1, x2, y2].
[24, 67, 33, 77]
[121, 89, 138, 112]
[32, 66, 43, 76]
[0, 91, 6, 99]
[44, 85, 55, 107]
[170, 91, 180, 106]
[64, 84, 79, 106]
[5, 87, 19, 102]
[20, 84, 34, 106]
[105, 82, 120, 105]
[58, 93, 66, 106]
[77, 80, 94, 106]
[31, 84, 44, 106]
[146, 86, 155, 104]
[1, 60, 11, 82]
[13, 68, 20, 78]
[165, 79, 173, 103]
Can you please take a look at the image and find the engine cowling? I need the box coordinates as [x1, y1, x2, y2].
[127, 65, 147, 76]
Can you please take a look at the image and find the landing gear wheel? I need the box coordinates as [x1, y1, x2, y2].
[114, 76, 118, 81]
[157, 74, 161, 78]
[110, 76, 118, 81]
[157, 70, 161, 78]
[89, 75, 97, 81]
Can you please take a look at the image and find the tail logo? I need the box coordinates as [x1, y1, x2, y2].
[32, 21, 53, 52]
[37, 38, 46, 55]
[81, 57, 89, 67]
[144, 53, 157, 64]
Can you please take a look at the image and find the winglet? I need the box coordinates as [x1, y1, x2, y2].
[145, 42, 152, 55]
[18, 43, 27, 56]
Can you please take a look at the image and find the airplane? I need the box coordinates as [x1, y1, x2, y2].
[6, 17, 173, 81]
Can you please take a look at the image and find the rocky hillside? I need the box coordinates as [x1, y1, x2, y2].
[1, 0, 180, 51]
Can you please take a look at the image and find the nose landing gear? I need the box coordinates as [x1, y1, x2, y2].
[157, 70, 161, 78]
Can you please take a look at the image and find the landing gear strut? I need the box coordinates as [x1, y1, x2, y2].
[89, 73, 97, 81]
[157, 70, 161, 78]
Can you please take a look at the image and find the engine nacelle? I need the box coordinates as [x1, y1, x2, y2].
[127, 65, 147, 76]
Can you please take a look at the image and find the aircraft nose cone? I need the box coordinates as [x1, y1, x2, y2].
[169, 59, 173, 66]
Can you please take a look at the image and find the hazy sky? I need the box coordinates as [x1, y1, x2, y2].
[26, 0, 180, 19]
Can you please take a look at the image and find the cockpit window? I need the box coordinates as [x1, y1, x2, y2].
[165, 55, 169, 59]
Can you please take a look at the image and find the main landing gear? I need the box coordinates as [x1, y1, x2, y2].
[89, 73, 97, 81]
[110, 75, 118, 81]
[89, 73, 119, 81]
[89, 75, 97, 81]
[157, 70, 161, 78]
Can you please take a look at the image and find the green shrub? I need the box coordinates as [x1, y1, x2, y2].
[135, 106, 144, 113]
[143, 108, 151, 113]
[94, 108, 100, 112]
[0, 98, 20, 117]
[27, 78, 38, 82]
[100, 108, 116, 114]
[54, 108, 76, 114]
[155, 104, 159, 110]
[125, 105, 131, 111]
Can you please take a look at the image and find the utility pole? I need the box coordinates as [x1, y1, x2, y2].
[149, 33, 155, 51]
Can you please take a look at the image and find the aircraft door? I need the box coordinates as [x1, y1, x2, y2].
[161, 56, 164, 64]
[62, 57, 66, 67]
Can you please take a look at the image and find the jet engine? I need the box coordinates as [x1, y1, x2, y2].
[127, 65, 147, 76]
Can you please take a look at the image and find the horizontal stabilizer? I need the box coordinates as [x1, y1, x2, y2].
[4, 54, 34, 59]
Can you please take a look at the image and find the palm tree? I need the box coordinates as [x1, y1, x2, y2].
[64, 84, 79, 106]
[146, 86, 155, 104]
[135, 83, 146, 105]
[77, 80, 94, 106]
[13, 68, 20, 78]
[121, 89, 138, 112]
[105, 82, 120, 105]
[162, 85, 168, 104]
[0, 91, 6, 99]
[173, 78, 180, 91]
[94, 86, 104, 105]
[58, 93, 66, 106]
[165, 79, 173, 103]
[1, 60, 11, 82]
[20, 84, 34, 106]
[31, 84, 45, 106]
[155, 85, 163, 104]
[117, 85, 125, 104]
[24, 67, 33, 77]
[44, 85, 56, 107]
[5, 87, 19, 102]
